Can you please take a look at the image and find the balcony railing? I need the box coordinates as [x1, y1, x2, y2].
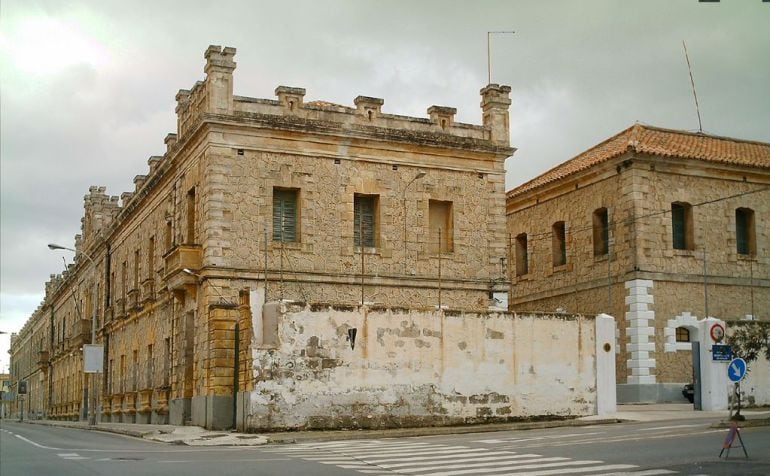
[71, 319, 92, 347]
[140, 278, 155, 303]
[37, 350, 49, 370]
[164, 244, 202, 278]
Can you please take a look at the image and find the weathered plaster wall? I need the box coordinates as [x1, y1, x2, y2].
[243, 304, 602, 430]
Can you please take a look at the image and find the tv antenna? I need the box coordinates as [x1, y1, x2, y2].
[682, 40, 703, 133]
[488, 30, 515, 84]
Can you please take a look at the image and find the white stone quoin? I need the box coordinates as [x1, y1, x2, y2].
[625, 279, 656, 384]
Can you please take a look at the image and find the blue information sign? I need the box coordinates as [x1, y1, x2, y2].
[712, 344, 733, 362]
[727, 358, 747, 383]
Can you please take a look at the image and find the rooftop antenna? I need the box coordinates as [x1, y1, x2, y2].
[487, 31, 515, 84]
[682, 40, 703, 133]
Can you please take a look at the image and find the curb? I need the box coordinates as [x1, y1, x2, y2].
[264, 418, 623, 445]
[711, 418, 770, 429]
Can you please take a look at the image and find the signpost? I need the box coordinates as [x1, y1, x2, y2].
[17, 380, 27, 422]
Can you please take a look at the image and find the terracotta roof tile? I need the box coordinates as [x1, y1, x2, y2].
[507, 124, 770, 199]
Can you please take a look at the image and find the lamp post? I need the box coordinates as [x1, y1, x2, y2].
[48, 243, 99, 426]
[402, 170, 427, 275]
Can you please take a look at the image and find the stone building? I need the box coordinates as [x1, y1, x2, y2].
[506, 124, 770, 403]
[11, 45, 565, 429]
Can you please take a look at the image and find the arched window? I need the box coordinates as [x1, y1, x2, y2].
[675, 327, 690, 343]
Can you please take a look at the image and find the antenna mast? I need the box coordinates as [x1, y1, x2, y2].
[487, 30, 515, 84]
[682, 40, 703, 133]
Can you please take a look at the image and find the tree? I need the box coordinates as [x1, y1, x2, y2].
[727, 321, 770, 365]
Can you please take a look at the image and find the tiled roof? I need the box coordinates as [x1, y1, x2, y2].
[507, 124, 770, 199]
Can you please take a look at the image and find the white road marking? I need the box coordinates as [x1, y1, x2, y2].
[394, 457, 582, 473]
[638, 424, 704, 431]
[599, 470, 677, 476]
[425, 463, 638, 476]
[16, 434, 58, 449]
[377, 453, 545, 467]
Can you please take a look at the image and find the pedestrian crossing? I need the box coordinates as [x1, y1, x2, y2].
[264, 439, 680, 475]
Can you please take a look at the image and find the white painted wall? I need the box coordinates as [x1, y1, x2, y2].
[740, 355, 770, 407]
[244, 304, 613, 430]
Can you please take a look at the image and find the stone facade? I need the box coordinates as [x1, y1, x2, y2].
[506, 125, 770, 402]
[9, 45, 521, 429]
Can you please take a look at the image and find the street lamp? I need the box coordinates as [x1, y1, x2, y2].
[402, 170, 427, 275]
[48, 243, 99, 426]
[183, 268, 235, 306]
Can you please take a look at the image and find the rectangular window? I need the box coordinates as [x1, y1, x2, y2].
[515, 233, 528, 276]
[186, 187, 196, 244]
[672, 202, 693, 250]
[133, 249, 140, 289]
[163, 337, 171, 387]
[147, 236, 155, 280]
[164, 220, 173, 251]
[119, 355, 126, 394]
[121, 262, 127, 300]
[428, 200, 454, 252]
[593, 208, 609, 257]
[146, 344, 154, 389]
[132, 350, 138, 392]
[552, 221, 567, 267]
[272, 188, 299, 242]
[354, 194, 378, 248]
[736, 208, 755, 255]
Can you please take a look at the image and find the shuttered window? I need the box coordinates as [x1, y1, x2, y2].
[736, 208, 755, 255]
[671, 202, 693, 250]
[354, 194, 377, 248]
[273, 189, 298, 242]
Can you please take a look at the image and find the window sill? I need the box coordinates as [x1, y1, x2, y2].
[354, 246, 380, 255]
[672, 249, 697, 257]
[737, 254, 757, 262]
[593, 254, 609, 263]
[514, 273, 531, 282]
[552, 263, 573, 273]
[271, 241, 302, 250]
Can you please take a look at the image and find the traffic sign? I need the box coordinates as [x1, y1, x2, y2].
[727, 358, 747, 383]
[710, 323, 725, 343]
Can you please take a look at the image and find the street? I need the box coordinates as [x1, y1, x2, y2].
[1, 418, 768, 475]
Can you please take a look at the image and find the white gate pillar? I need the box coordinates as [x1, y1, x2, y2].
[697, 317, 729, 411]
[596, 314, 617, 415]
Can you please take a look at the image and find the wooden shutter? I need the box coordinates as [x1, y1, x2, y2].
[354, 195, 376, 247]
[273, 190, 297, 242]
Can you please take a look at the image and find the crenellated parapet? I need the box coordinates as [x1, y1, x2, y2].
[81, 186, 121, 251]
[171, 45, 513, 151]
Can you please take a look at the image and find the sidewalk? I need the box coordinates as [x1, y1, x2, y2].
[15, 404, 770, 446]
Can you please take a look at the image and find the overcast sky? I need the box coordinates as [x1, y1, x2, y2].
[1, 0, 769, 370]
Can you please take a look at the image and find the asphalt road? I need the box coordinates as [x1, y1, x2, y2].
[1, 418, 768, 475]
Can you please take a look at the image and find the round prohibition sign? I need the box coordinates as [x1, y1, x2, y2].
[710, 323, 725, 343]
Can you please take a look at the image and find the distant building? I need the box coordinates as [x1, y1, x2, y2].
[506, 124, 770, 402]
[11, 45, 530, 429]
